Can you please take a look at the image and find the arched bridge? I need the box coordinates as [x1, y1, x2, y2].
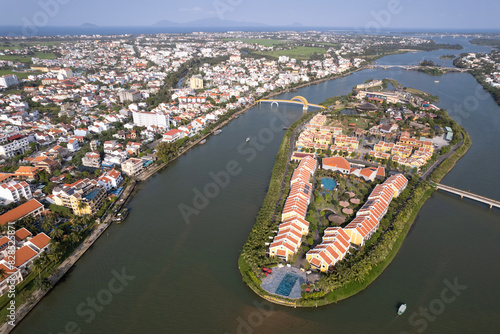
[257, 95, 326, 111]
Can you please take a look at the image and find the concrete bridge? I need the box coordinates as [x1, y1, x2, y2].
[257, 95, 326, 111]
[368, 64, 469, 73]
[434, 183, 500, 210]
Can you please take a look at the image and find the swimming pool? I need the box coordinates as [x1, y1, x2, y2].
[321, 178, 337, 191]
[275, 273, 299, 297]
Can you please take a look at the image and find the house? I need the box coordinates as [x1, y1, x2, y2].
[67, 138, 81, 151]
[25, 232, 50, 253]
[14, 228, 32, 246]
[162, 129, 185, 143]
[97, 169, 123, 191]
[0, 263, 23, 296]
[82, 151, 101, 168]
[322, 157, 351, 174]
[344, 214, 379, 246]
[14, 245, 39, 272]
[121, 158, 143, 176]
[0, 199, 44, 226]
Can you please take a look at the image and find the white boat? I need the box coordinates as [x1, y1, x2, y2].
[246, 137, 250, 143]
[214, 130, 222, 135]
[397, 303, 407, 315]
[434, 80, 439, 83]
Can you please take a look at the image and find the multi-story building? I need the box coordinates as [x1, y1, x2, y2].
[52, 179, 106, 216]
[132, 111, 169, 129]
[97, 169, 123, 191]
[190, 75, 204, 89]
[0, 133, 29, 158]
[82, 151, 101, 168]
[118, 89, 141, 103]
[121, 158, 143, 176]
[0, 180, 33, 204]
[0, 74, 19, 88]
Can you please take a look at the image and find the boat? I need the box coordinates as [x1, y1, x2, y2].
[434, 80, 439, 83]
[283, 127, 288, 130]
[214, 129, 222, 135]
[199, 139, 207, 145]
[115, 208, 129, 223]
[246, 137, 250, 143]
[397, 303, 407, 315]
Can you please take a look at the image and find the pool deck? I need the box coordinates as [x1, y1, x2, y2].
[261, 266, 307, 299]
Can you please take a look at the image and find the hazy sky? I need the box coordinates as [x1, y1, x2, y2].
[0, 0, 498, 30]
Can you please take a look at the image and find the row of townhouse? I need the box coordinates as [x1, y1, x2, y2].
[269, 156, 318, 261]
[307, 174, 408, 272]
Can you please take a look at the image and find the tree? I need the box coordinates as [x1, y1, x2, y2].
[49, 227, 64, 241]
[156, 141, 177, 163]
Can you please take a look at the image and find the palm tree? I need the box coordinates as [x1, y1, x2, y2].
[42, 218, 55, 232]
[67, 232, 80, 247]
[32, 258, 43, 280]
[49, 228, 64, 241]
[0, 268, 7, 281]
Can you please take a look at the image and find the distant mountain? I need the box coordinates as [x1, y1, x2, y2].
[81, 22, 98, 27]
[153, 18, 267, 27]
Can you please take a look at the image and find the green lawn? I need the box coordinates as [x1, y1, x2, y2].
[0, 52, 57, 63]
[259, 46, 326, 59]
[0, 41, 64, 50]
[224, 38, 285, 46]
[0, 69, 38, 79]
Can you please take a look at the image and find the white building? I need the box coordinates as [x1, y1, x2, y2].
[0, 133, 29, 158]
[121, 158, 143, 176]
[0, 74, 19, 88]
[97, 169, 123, 191]
[132, 111, 169, 129]
[0, 180, 33, 204]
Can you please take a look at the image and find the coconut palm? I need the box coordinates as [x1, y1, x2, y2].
[50, 228, 64, 241]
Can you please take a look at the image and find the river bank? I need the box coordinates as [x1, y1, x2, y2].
[1, 61, 362, 330]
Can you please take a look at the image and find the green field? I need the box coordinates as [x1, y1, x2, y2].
[259, 46, 326, 59]
[224, 38, 285, 46]
[0, 51, 57, 63]
[0, 69, 39, 79]
[0, 41, 64, 50]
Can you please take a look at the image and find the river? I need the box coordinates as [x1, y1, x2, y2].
[15, 38, 500, 334]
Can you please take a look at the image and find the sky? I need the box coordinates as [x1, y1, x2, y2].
[0, 0, 498, 31]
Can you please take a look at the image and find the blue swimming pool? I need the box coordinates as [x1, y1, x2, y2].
[321, 178, 337, 191]
[275, 273, 299, 297]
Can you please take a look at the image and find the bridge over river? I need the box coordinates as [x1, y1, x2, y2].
[257, 95, 326, 111]
[434, 183, 500, 209]
[368, 64, 469, 72]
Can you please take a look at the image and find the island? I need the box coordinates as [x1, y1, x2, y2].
[238, 81, 471, 307]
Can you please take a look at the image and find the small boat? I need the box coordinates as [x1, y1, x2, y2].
[434, 80, 439, 83]
[115, 208, 129, 223]
[199, 139, 207, 145]
[283, 127, 288, 130]
[214, 130, 222, 135]
[235, 115, 240, 118]
[397, 303, 407, 315]
[246, 137, 250, 143]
